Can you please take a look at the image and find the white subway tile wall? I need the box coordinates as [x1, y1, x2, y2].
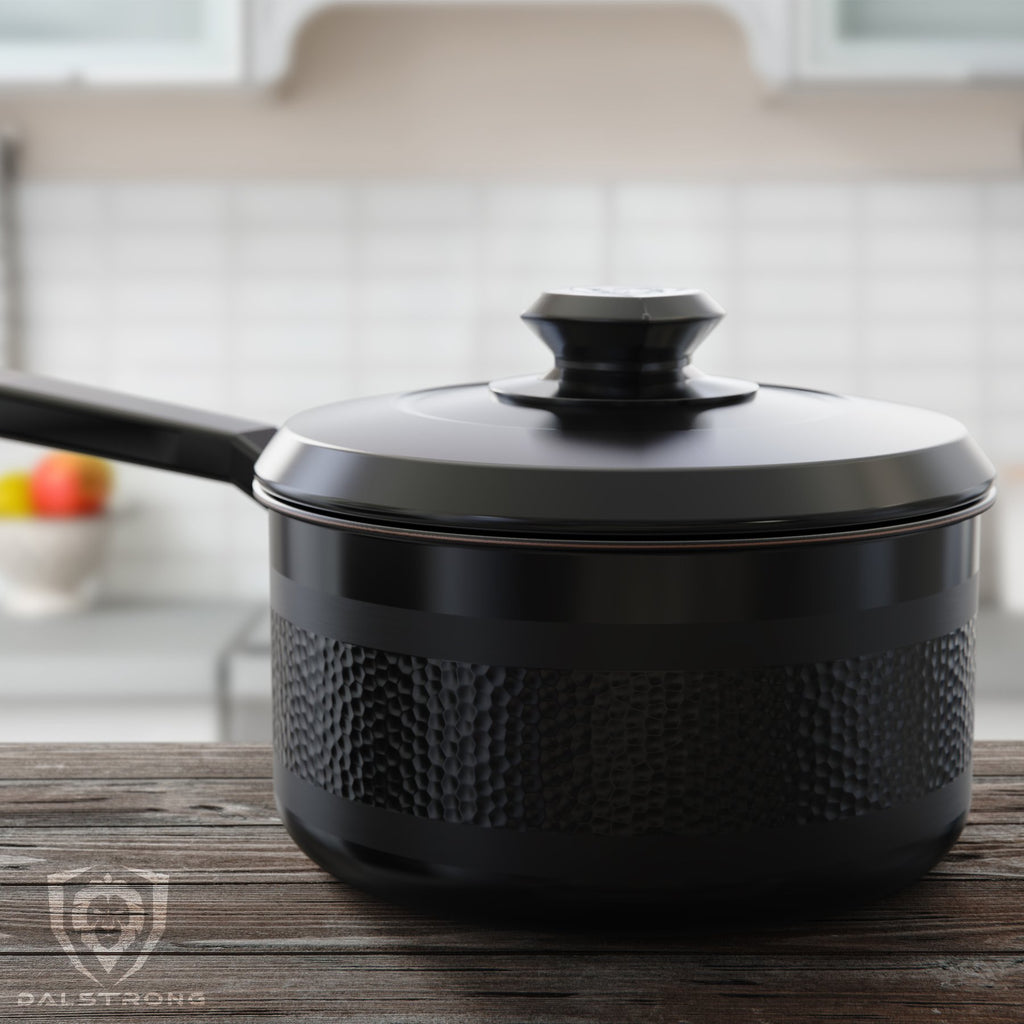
[0, 179, 1020, 600]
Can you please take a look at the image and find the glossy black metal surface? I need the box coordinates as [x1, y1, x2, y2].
[270, 511, 979, 908]
[0, 291, 994, 915]
[273, 617, 973, 833]
[268, 511, 979, 669]
[0, 297, 993, 539]
[276, 770, 969, 919]
[0, 369, 275, 495]
[253, 288, 994, 536]
[254, 383, 994, 537]
[497, 287, 758, 406]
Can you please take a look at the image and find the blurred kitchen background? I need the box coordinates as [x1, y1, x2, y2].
[0, 0, 1021, 742]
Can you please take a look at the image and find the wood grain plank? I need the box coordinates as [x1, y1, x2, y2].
[2, 823, 1023, 885]
[969, 742, 1024, 777]
[0, 769, 1018, 825]
[0, 744, 272, 780]
[3, 954, 1024, 1024]
[2, 742, 1024, 1023]
[1, 876, 1024, 958]
[5, 838, 1019, 962]
[0, 778, 278, 827]
[966, 779, 1024, 823]
[933, 826, 1024, 879]
[1, 775, 1020, 830]
[2, 816, 1024, 886]
[0, 826, 316, 882]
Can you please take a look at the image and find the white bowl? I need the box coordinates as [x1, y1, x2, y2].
[0, 515, 110, 617]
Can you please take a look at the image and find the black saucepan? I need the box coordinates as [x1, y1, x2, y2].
[0, 288, 995, 917]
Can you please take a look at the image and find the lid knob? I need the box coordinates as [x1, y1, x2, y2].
[491, 287, 758, 409]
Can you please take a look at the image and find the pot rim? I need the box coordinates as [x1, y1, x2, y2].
[252, 479, 996, 552]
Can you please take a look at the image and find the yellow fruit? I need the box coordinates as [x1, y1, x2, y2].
[0, 471, 34, 517]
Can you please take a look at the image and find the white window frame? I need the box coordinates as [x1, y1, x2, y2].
[0, 0, 245, 84]
[796, 0, 1024, 81]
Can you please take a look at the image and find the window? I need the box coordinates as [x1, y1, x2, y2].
[798, 0, 1024, 79]
[0, 0, 244, 84]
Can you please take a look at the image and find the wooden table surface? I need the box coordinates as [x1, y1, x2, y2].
[2, 742, 1024, 1023]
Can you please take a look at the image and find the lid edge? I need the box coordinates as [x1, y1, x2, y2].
[253, 480, 996, 549]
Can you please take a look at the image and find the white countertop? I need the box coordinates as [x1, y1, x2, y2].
[0, 599, 259, 697]
[0, 600, 260, 742]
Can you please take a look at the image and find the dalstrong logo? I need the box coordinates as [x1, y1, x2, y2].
[48, 867, 169, 987]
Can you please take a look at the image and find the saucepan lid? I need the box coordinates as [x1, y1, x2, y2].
[253, 287, 995, 540]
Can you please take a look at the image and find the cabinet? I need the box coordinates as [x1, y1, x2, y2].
[0, 2, 1017, 91]
[255, 0, 1024, 87]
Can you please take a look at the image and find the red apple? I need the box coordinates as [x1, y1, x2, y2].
[30, 453, 113, 517]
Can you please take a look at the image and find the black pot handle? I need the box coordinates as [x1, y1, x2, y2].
[0, 369, 277, 497]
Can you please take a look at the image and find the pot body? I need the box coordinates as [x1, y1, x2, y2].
[270, 510, 978, 915]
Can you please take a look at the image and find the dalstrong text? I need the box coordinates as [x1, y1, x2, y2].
[17, 991, 206, 1007]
